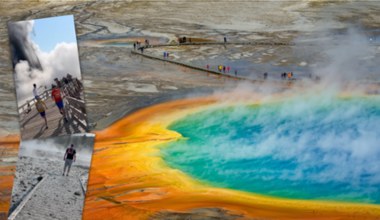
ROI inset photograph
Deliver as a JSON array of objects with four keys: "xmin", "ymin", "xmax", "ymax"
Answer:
[
  {"xmin": 7, "ymin": 133, "xmax": 94, "ymax": 220},
  {"xmin": 8, "ymin": 15, "xmax": 87, "ymax": 141}
]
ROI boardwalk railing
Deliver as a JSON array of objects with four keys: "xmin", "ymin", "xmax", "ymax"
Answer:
[
  {"xmin": 131, "ymin": 50, "xmax": 259, "ymax": 82},
  {"xmin": 145, "ymin": 41, "xmax": 295, "ymax": 48},
  {"xmin": 18, "ymin": 78, "xmax": 88, "ymax": 131},
  {"xmin": 18, "ymin": 90, "xmax": 51, "ymax": 114},
  {"xmin": 131, "ymin": 40, "xmax": 305, "ymax": 83}
]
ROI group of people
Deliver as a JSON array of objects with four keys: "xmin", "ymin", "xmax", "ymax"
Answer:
[
  {"xmin": 178, "ymin": 36, "xmax": 191, "ymax": 43},
  {"xmin": 205, "ymin": 64, "xmax": 238, "ymax": 76},
  {"xmin": 133, "ymin": 39, "xmax": 150, "ymax": 53},
  {"xmin": 163, "ymin": 51, "xmax": 170, "ymax": 59},
  {"xmin": 281, "ymin": 72, "xmax": 294, "ymax": 80},
  {"xmin": 217, "ymin": 65, "xmax": 232, "ymax": 73},
  {"xmin": 33, "ymin": 81, "xmax": 68, "ymax": 130}
]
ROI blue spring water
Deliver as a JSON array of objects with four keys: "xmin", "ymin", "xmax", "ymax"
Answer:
[{"xmin": 161, "ymin": 96, "xmax": 380, "ymax": 204}]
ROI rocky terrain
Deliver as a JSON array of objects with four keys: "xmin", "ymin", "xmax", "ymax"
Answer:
[{"xmin": 9, "ymin": 156, "xmax": 88, "ymax": 213}]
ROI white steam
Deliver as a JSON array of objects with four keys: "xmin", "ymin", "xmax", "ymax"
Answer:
[{"xmin": 9, "ymin": 19, "xmax": 82, "ymax": 106}]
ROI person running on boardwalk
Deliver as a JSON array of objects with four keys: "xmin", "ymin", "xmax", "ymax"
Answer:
[
  {"xmin": 33, "ymin": 84, "xmax": 39, "ymax": 99},
  {"xmin": 63, "ymin": 144, "xmax": 76, "ymax": 176},
  {"xmin": 51, "ymin": 84, "xmax": 68, "ymax": 122},
  {"xmin": 35, "ymin": 97, "xmax": 48, "ymax": 129}
]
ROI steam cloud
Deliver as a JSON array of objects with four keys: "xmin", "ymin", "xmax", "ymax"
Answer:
[
  {"xmin": 8, "ymin": 20, "xmax": 42, "ymax": 70},
  {"xmin": 19, "ymin": 134, "xmax": 94, "ymax": 166},
  {"xmin": 8, "ymin": 19, "xmax": 82, "ymax": 106}
]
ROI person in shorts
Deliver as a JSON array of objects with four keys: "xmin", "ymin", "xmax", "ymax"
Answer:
[
  {"xmin": 35, "ymin": 97, "xmax": 48, "ymax": 129},
  {"xmin": 63, "ymin": 144, "xmax": 76, "ymax": 176},
  {"xmin": 51, "ymin": 84, "xmax": 68, "ymax": 122}
]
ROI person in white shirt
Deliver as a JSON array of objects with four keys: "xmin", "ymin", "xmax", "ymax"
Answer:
[{"xmin": 33, "ymin": 84, "xmax": 39, "ymax": 99}]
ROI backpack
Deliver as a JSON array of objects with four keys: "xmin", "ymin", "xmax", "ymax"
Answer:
[{"xmin": 36, "ymin": 101, "xmax": 45, "ymax": 112}]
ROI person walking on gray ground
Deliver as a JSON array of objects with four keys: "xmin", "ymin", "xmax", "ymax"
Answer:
[{"xmin": 63, "ymin": 144, "xmax": 76, "ymax": 176}]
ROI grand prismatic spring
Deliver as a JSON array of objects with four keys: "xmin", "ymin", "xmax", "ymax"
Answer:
[{"xmin": 83, "ymin": 91, "xmax": 380, "ymax": 220}]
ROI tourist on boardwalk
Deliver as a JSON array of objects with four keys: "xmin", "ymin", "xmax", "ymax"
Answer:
[
  {"xmin": 133, "ymin": 42, "xmax": 136, "ymax": 50},
  {"xmin": 139, "ymin": 46, "xmax": 144, "ymax": 53},
  {"xmin": 287, "ymin": 72, "xmax": 293, "ymax": 80},
  {"xmin": 234, "ymin": 69, "xmax": 237, "ymax": 76},
  {"xmin": 63, "ymin": 144, "xmax": 76, "ymax": 176},
  {"xmin": 218, "ymin": 65, "xmax": 222, "ymax": 72},
  {"xmin": 145, "ymin": 39, "xmax": 149, "ymax": 46},
  {"xmin": 264, "ymin": 72, "xmax": 268, "ymax": 80},
  {"xmin": 55, "ymin": 78, "xmax": 62, "ymax": 88},
  {"xmin": 33, "ymin": 84, "xmax": 39, "ymax": 99},
  {"xmin": 224, "ymin": 36, "xmax": 227, "ymax": 43},
  {"xmin": 206, "ymin": 64, "xmax": 209, "ymax": 70},
  {"xmin": 51, "ymin": 84, "xmax": 68, "ymax": 122},
  {"xmin": 35, "ymin": 97, "xmax": 48, "ymax": 129},
  {"xmin": 25, "ymin": 103, "xmax": 32, "ymax": 114},
  {"xmin": 166, "ymin": 52, "xmax": 169, "ymax": 58},
  {"xmin": 227, "ymin": 66, "xmax": 230, "ymax": 73},
  {"xmin": 223, "ymin": 66, "xmax": 226, "ymax": 73}
]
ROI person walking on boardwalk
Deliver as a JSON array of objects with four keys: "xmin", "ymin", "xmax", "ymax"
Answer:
[
  {"xmin": 234, "ymin": 69, "xmax": 237, "ymax": 76},
  {"xmin": 227, "ymin": 66, "xmax": 230, "ymax": 73},
  {"xmin": 224, "ymin": 36, "xmax": 227, "ymax": 43},
  {"xmin": 51, "ymin": 84, "xmax": 68, "ymax": 122},
  {"xmin": 223, "ymin": 65, "xmax": 226, "ymax": 73},
  {"xmin": 35, "ymin": 97, "xmax": 48, "ymax": 129},
  {"xmin": 133, "ymin": 42, "xmax": 136, "ymax": 50},
  {"xmin": 264, "ymin": 72, "xmax": 268, "ymax": 80},
  {"xmin": 206, "ymin": 64, "xmax": 210, "ymax": 70},
  {"xmin": 63, "ymin": 144, "xmax": 76, "ymax": 176},
  {"xmin": 33, "ymin": 84, "xmax": 39, "ymax": 99}
]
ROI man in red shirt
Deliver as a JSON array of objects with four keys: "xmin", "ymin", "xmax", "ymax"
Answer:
[{"xmin": 51, "ymin": 84, "xmax": 68, "ymax": 122}]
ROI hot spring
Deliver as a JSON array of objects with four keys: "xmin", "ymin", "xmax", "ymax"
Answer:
[{"xmin": 161, "ymin": 95, "xmax": 380, "ymax": 204}]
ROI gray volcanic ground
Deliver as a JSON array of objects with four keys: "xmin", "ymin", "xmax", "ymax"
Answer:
[
  {"xmin": 9, "ymin": 134, "xmax": 94, "ymax": 216},
  {"xmin": 0, "ymin": 0, "xmax": 379, "ymax": 133}
]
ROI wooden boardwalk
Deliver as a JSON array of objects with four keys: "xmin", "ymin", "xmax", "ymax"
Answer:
[
  {"xmin": 132, "ymin": 40, "xmax": 302, "ymax": 83},
  {"xmin": 146, "ymin": 40, "xmax": 295, "ymax": 48},
  {"xmin": 131, "ymin": 50, "xmax": 257, "ymax": 82},
  {"xmin": 18, "ymin": 80, "xmax": 88, "ymax": 140}
]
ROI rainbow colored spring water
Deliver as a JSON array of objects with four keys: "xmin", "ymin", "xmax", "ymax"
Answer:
[{"xmin": 161, "ymin": 95, "xmax": 380, "ymax": 204}]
